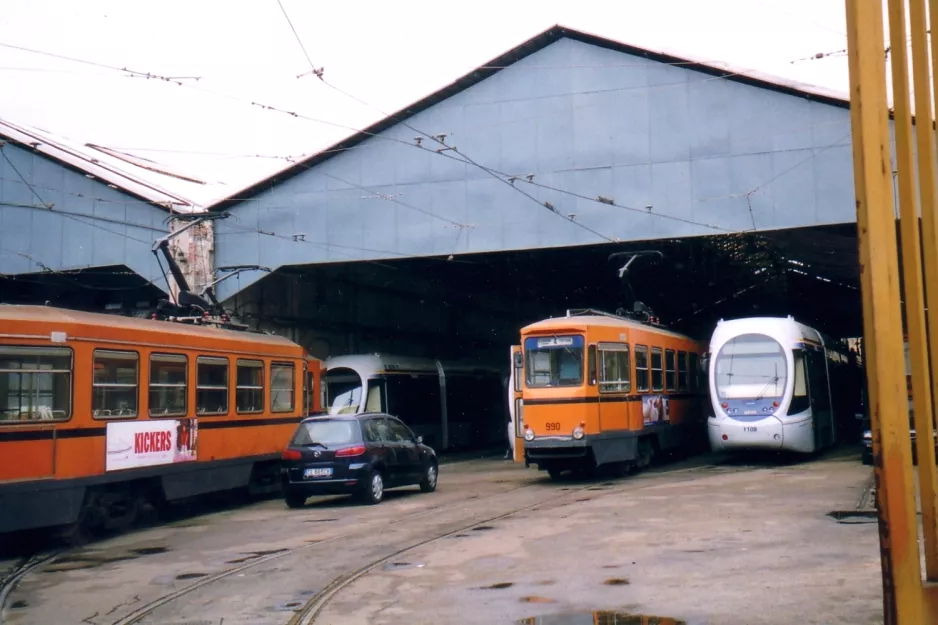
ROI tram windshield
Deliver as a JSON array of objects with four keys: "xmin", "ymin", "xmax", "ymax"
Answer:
[
  {"xmin": 524, "ymin": 335, "xmax": 585, "ymax": 388},
  {"xmin": 714, "ymin": 333, "xmax": 787, "ymax": 400},
  {"xmin": 324, "ymin": 368, "xmax": 365, "ymax": 414}
]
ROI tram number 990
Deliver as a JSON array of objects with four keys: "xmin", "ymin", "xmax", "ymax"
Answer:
[{"xmin": 545, "ymin": 422, "xmax": 562, "ymax": 432}]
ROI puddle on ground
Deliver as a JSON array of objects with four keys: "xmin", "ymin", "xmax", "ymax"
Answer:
[
  {"xmin": 273, "ymin": 600, "xmax": 305, "ymax": 612},
  {"xmin": 10, "ymin": 600, "xmax": 28, "ymax": 609},
  {"xmin": 42, "ymin": 552, "xmax": 140, "ymax": 573},
  {"xmin": 132, "ymin": 546, "xmax": 170, "ymax": 556},
  {"xmin": 382, "ymin": 561, "xmax": 426, "ymax": 571},
  {"xmin": 827, "ymin": 510, "xmax": 878, "ymax": 525},
  {"xmin": 517, "ymin": 611, "xmax": 688, "ymax": 624},
  {"xmin": 176, "ymin": 572, "xmax": 209, "ymax": 580},
  {"xmin": 479, "ymin": 582, "xmax": 514, "ymax": 589},
  {"xmin": 521, "ymin": 596, "xmax": 556, "ymax": 603},
  {"xmin": 604, "ymin": 578, "xmax": 630, "ymax": 585},
  {"xmin": 303, "ymin": 518, "xmax": 338, "ymax": 523},
  {"xmin": 473, "ymin": 526, "xmax": 495, "ymax": 532}
]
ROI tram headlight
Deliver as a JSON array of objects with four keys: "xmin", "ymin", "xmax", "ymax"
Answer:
[
  {"xmin": 524, "ymin": 428, "xmax": 535, "ymax": 442},
  {"xmin": 572, "ymin": 426, "xmax": 585, "ymax": 440}
]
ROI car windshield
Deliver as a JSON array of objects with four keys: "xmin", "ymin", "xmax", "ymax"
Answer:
[
  {"xmin": 291, "ymin": 419, "xmax": 361, "ymax": 447},
  {"xmin": 524, "ymin": 334, "xmax": 585, "ymax": 388},
  {"xmin": 714, "ymin": 333, "xmax": 787, "ymax": 400}
]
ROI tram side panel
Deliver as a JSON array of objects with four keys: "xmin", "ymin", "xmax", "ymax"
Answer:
[{"xmin": 1, "ymin": 325, "xmax": 315, "ymax": 535}]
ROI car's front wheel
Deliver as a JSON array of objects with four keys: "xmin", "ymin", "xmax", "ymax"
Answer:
[{"xmin": 419, "ymin": 462, "xmax": 438, "ymax": 493}]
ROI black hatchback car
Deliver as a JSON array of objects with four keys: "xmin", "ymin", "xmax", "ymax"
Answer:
[{"xmin": 280, "ymin": 412, "xmax": 438, "ymax": 507}]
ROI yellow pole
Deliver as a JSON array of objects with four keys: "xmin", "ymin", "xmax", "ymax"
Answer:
[
  {"xmin": 903, "ymin": 0, "xmax": 938, "ymax": 584},
  {"xmin": 845, "ymin": 1, "xmax": 923, "ymax": 623},
  {"xmin": 890, "ymin": 0, "xmax": 938, "ymax": 581}
]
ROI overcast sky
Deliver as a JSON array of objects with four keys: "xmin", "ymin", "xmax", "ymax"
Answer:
[{"xmin": 0, "ymin": 1, "xmax": 854, "ymax": 206}]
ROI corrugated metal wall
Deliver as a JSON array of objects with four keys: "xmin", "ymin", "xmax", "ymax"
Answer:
[
  {"xmin": 214, "ymin": 36, "xmax": 858, "ymax": 301},
  {"xmin": 0, "ymin": 141, "xmax": 170, "ymax": 285}
]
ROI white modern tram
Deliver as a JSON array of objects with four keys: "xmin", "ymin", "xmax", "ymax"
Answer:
[
  {"xmin": 707, "ymin": 316, "xmax": 863, "ymax": 454},
  {"xmin": 322, "ymin": 354, "xmax": 507, "ymax": 451}
]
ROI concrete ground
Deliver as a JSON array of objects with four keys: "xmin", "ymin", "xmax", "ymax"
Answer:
[{"xmin": 0, "ymin": 451, "xmax": 883, "ymax": 625}]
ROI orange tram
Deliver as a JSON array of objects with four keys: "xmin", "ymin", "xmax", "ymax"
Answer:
[
  {"xmin": 514, "ymin": 308, "xmax": 707, "ymax": 479},
  {"xmin": 0, "ymin": 304, "xmax": 323, "ymax": 539}
]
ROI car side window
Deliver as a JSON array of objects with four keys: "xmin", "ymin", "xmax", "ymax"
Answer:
[
  {"xmin": 362, "ymin": 419, "xmax": 383, "ymax": 443},
  {"xmin": 373, "ymin": 418, "xmax": 393, "ymax": 442},
  {"xmin": 387, "ymin": 418, "xmax": 414, "ymax": 443}
]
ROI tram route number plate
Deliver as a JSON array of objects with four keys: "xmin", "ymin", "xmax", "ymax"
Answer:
[
  {"xmin": 304, "ymin": 468, "xmax": 333, "ymax": 479},
  {"xmin": 743, "ymin": 427, "xmax": 758, "ymax": 433}
]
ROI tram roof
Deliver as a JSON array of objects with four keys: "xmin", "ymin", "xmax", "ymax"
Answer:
[
  {"xmin": 521, "ymin": 314, "xmax": 697, "ymax": 341},
  {"xmin": 0, "ymin": 304, "xmax": 302, "ymax": 352}
]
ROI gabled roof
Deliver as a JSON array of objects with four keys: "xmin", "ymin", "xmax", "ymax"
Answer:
[
  {"xmin": 210, "ymin": 24, "xmax": 851, "ymax": 212},
  {"xmin": 0, "ymin": 118, "xmax": 201, "ymax": 212}
]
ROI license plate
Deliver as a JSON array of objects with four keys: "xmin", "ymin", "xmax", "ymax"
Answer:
[{"xmin": 304, "ymin": 468, "xmax": 333, "ymax": 479}]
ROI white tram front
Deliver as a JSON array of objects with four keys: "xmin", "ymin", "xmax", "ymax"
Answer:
[
  {"xmin": 707, "ymin": 316, "xmax": 860, "ymax": 455},
  {"xmin": 321, "ymin": 354, "xmax": 506, "ymax": 451}
]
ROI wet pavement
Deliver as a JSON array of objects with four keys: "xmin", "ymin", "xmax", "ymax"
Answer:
[{"xmin": 0, "ymin": 452, "xmax": 882, "ymax": 625}]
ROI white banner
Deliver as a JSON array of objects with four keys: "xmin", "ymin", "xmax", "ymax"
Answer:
[{"xmin": 106, "ymin": 419, "xmax": 199, "ymax": 472}]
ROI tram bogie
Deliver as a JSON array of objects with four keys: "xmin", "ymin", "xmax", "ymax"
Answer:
[
  {"xmin": 706, "ymin": 316, "xmax": 863, "ymax": 456},
  {"xmin": 516, "ymin": 309, "xmax": 707, "ymax": 478}
]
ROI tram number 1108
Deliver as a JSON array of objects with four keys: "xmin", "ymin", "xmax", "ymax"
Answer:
[{"xmin": 744, "ymin": 426, "xmax": 758, "ymax": 433}]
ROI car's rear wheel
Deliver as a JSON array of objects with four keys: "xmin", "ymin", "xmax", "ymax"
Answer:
[
  {"xmin": 419, "ymin": 462, "xmax": 438, "ymax": 493},
  {"xmin": 284, "ymin": 489, "xmax": 307, "ymax": 509},
  {"xmin": 361, "ymin": 470, "xmax": 384, "ymax": 505}
]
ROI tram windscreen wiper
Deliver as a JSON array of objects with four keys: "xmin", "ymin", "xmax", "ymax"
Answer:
[{"xmin": 755, "ymin": 377, "xmax": 779, "ymax": 400}]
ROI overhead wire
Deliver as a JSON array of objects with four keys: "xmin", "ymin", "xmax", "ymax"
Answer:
[
  {"xmin": 1, "ymin": 30, "xmax": 861, "ymax": 299},
  {"xmin": 0, "ymin": 146, "xmax": 153, "ymax": 244}
]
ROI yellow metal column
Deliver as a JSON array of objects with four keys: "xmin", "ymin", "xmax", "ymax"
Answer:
[
  {"xmin": 845, "ymin": 1, "xmax": 924, "ymax": 623},
  {"xmin": 890, "ymin": 0, "xmax": 938, "ymax": 583}
]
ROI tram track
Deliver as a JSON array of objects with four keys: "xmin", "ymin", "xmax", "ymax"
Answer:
[
  {"xmin": 4, "ymin": 456, "xmax": 751, "ymax": 625},
  {"xmin": 0, "ymin": 551, "xmax": 65, "ymax": 625},
  {"xmin": 109, "ymin": 475, "xmax": 548, "ymax": 625},
  {"xmin": 290, "ymin": 458, "xmax": 750, "ymax": 625}
]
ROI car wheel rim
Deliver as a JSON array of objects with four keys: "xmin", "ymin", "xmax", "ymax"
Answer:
[
  {"xmin": 427, "ymin": 465, "xmax": 437, "ymax": 488},
  {"xmin": 372, "ymin": 473, "xmax": 383, "ymax": 499}
]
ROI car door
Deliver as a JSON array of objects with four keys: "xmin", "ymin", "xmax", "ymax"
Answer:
[
  {"xmin": 387, "ymin": 417, "xmax": 422, "ymax": 482},
  {"xmin": 362, "ymin": 417, "xmax": 392, "ymax": 467},
  {"xmin": 372, "ymin": 417, "xmax": 403, "ymax": 484}
]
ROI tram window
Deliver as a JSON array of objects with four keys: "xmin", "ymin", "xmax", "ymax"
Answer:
[
  {"xmin": 149, "ymin": 353, "xmax": 187, "ymax": 417},
  {"xmin": 92, "ymin": 350, "xmax": 138, "ymax": 419},
  {"xmin": 385, "ymin": 374, "xmax": 441, "ymax": 426},
  {"xmin": 790, "ymin": 351, "xmax": 810, "ymax": 413},
  {"xmin": 678, "ymin": 351, "xmax": 689, "ymax": 390},
  {"xmin": 0, "ymin": 346, "xmax": 72, "ymax": 423},
  {"xmin": 236, "ymin": 359, "xmax": 265, "ymax": 414},
  {"xmin": 634, "ymin": 345, "xmax": 649, "ymax": 392},
  {"xmin": 665, "ymin": 349, "xmax": 676, "ymax": 391},
  {"xmin": 523, "ymin": 335, "xmax": 585, "ymax": 388},
  {"xmin": 651, "ymin": 347, "xmax": 664, "ymax": 391},
  {"xmin": 196, "ymin": 357, "xmax": 229, "ymax": 416},
  {"xmin": 271, "ymin": 362, "xmax": 296, "ymax": 413},
  {"xmin": 689, "ymin": 353, "xmax": 699, "ymax": 390},
  {"xmin": 598, "ymin": 343, "xmax": 630, "ymax": 393}
]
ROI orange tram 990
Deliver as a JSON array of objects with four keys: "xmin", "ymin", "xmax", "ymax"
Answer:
[
  {"xmin": 514, "ymin": 308, "xmax": 708, "ymax": 479},
  {"xmin": 0, "ymin": 304, "xmax": 323, "ymax": 540}
]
